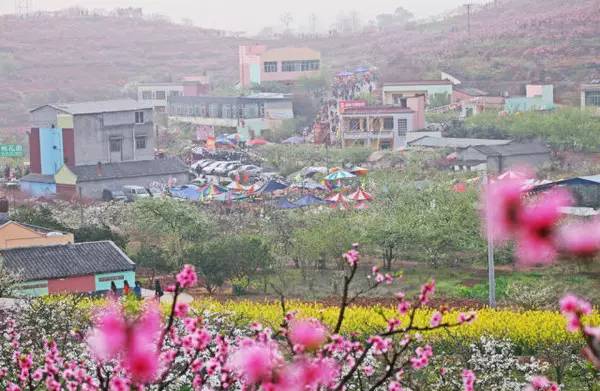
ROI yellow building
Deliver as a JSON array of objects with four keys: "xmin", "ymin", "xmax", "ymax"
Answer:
[{"xmin": 0, "ymin": 220, "xmax": 74, "ymax": 249}]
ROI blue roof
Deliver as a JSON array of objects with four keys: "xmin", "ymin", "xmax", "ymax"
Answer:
[
  {"xmin": 260, "ymin": 180, "xmax": 288, "ymax": 193},
  {"xmin": 273, "ymin": 198, "xmax": 300, "ymax": 209},
  {"xmin": 295, "ymin": 195, "xmax": 327, "ymax": 207}
]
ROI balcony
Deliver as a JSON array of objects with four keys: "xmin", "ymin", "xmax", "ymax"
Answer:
[{"xmin": 342, "ymin": 131, "xmax": 394, "ymax": 140}]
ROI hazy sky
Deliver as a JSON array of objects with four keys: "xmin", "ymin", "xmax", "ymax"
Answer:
[{"xmin": 1, "ymin": 0, "xmax": 476, "ymax": 33}]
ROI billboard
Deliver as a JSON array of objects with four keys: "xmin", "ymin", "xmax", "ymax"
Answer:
[{"xmin": 0, "ymin": 144, "xmax": 24, "ymax": 157}]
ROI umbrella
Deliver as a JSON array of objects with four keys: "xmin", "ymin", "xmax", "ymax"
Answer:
[
  {"xmin": 295, "ymin": 194, "xmax": 327, "ymax": 207},
  {"xmin": 273, "ymin": 197, "xmax": 300, "ymax": 209},
  {"xmin": 329, "ymin": 167, "xmax": 343, "ymax": 173},
  {"xmin": 336, "ymin": 71, "xmax": 354, "ymax": 77},
  {"xmin": 349, "ymin": 187, "xmax": 373, "ymax": 201},
  {"xmin": 354, "ymin": 66, "xmax": 369, "ymax": 73},
  {"xmin": 227, "ymin": 181, "xmax": 246, "ymax": 192},
  {"xmin": 248, "ymin": 138, "xmax": 268, "ymax": 146},
  {"xmin": 326, "ymin": 193, "xmax": 349, "ymax": 203},
  {"xmin": 282, "ymin": 136, "xmax": 305, "ymax": 144},
  {"xmin": 350, "ymin": 166, "xmax": 369, "ymax": 176},
  {"xmin": 215, "ymin": 135, "xmax": 234, "ymax": 145},
  {"xmin": 259, "ymin": 180, "xmax": 289, "ymax": 194},
  {"xmin": 292, "ymin": 180, "xmax": 327, "ymax": 191},
  {"xmin": 199, "ymin": 183, "xmax": 227, "ymax": 200},
  {"xmin": 325, "ymin": 170, "xmax": 356, "ymax": 181},
  {"xmin": 355, "ymin": 201, "xmax": 369, "ymax": 210}
]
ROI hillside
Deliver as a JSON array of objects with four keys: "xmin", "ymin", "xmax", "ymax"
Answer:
[{"xmin": 1, "ymin": 0, "xmax": 599, "ymax": 128}]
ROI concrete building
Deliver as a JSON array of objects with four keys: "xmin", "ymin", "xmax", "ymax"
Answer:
[
  {"xmin": 137, "ymin": 76, "xmax": 210, "ymax": 111},
  {"xmin": 339, "ymin": 106, "xmax": 415, "ymax": 150},
  {"xmin": 239, "ymin": 45, "xmax": 321, "ymax": 87},
  {"xmin": 382, "ymin": 80, "xmax": 454, "ymax": 109},
  {"xmin": 504, "ymin": 84, "xmax": 554, "ymax": 113},
  {"xmin": 580, "ymin": 81, "xmax": 600, "ymax": 110},
  {"xmin": 168, "ymin": 93, "xmax": 294, "ymax": 140},
  {"xmin": 22, "ymin": 99, "xmax": 189, "ymax": 199},
  {"xmin": 408, "ymin": 136, "xmax": 512, "ymax": 149},
  {"xmin": 1, "ymin": 241, "xmax": 135, "ymax": 297},
  {"xmin": 0, "ymin": 220, "xmax": 74, "ymax": 249},
  {"xmin": 456, "ymin": 141, "xmax": 550, "ymax": 172},
  {"xmin": 53, "ymin": 158, "xmax": 189, "ymax": 199}
]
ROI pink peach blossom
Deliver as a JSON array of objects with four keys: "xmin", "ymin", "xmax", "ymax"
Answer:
[{"xmin": 288, "ymin": 319, "xmax": 328, "ymax": 351}]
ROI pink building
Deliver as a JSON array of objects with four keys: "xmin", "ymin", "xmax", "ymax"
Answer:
[{"xmin": 239, "ymin": 45, "xmax": 321, "ymax": 87}]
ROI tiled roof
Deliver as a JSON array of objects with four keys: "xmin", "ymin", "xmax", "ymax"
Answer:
[
  {"xmin": 20, "ymin": 174, "xmax": 55, "ymax": 184},
  {"xmin": 0, "ymin": 241, "xmax": 135, "ymax": 281},
  {"xmin": 31, "ymin": 99, "xmax": 152, "ymax": 115},
  {"xmin": 474, "ymin": 142, "xmax": 550, "ymax": 156},
  {"xmin": 383, "ymin": 80, "xmax": 454, "ymax": 86},
  {"xmin": 409, "ymin": 136, "xmax": 511, "ymax": 148},
  {"xmin": 72, "ymin": 158, "xmax": 188, "ymax": 182}
]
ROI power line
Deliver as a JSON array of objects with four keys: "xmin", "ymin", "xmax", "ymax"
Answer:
[
  {"xmin": 463, "ymin": 3, "xmax": 474, "ymax": 36},
  {"xmin": 15, "ymin": 0, "xmax": 32, "ymax": 17}
]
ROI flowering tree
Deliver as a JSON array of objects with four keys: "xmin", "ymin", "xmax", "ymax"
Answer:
[
  {"xmin": 482, "ymin": 172, "xmax": 600, "ymax": 388},
  {"xmin": 0, "ymin": 248, "xmax": 478, "ymax": 390}
]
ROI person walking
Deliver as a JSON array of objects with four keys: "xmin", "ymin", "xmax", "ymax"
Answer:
[
  {"xmin": 133, "ymin": 281, "xmax": 142, "ymax": 300},
  {"xmin": 109, "ymin": 281, "xmax": 118, "ymax": 297},
  {"xmin": 154, "ymin": 280, "xmax": 164, "ymax": 301},
  {"xmin": 123, "ymin": 280, "xmax": 131, "ymax": 296}
]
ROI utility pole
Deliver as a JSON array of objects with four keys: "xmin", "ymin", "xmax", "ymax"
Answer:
[
  {"xmin": 482, "ymin": 174, "xmax": 496, "ymax": 308},
  {"xmin": 464, "ymin": 3, "xmax": 473, "ymax": 36}
]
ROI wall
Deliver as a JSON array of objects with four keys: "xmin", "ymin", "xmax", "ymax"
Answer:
[
  {"xmin": 48, "ymin": 274, "xmax": 96, "ymax": 294},
  {"xmin": 406, "ymin": 96, "xmax": 425, "ymax": 130},
  {"xmin": 239, "ymin": 45, "xmax": 267, "ymax": 87},
  {"xmin": 62, "ymin": 128, "xmax": 75, "ymax": 167},
  {"xmin": 0, "ymin": 221, "xmax": 74, "ymax": 249},
  {"xmin": 138, "ymin": 85, "xmax": 184, "ymax": 108},
  {"xmin": 487, "ymin": 153, "xmax": 551, "ymax": 173},
  {"xmin": 383, "ymin": 84, "xmax": 453, "ymax": 104},
  {"xmin": 73, "ymin": 112, "xmax": 154, "ymax": 165},
  {"xmin": 169, "ymin": 116, "xmax": 238, "ymax": 128},
  {"xmin": 19, "ymin": 180, "xmax": 56, "ymax": 197},
  {"xmin": 264, "ymin": 100, "xmax": 294, "ymax": 120},
  {"xmin": 29, "ymin": 128, "xmax": 41, "ymax": 174},
  {"xmin": 30, "ymin": 106, "xmax": 60, "ymax": 128},
  {"xmin": 259, "ymin": 47, "xmax": 321, "ymax": 84},
  {"xmin": 16, "ymin": 280, "xmax": 49, "ymax": 297},
  {"xmin": 95, "ymin": 271, "xmax": 136, "ymax": 292},
  {"xmin": 77, "ymin": 172, "xmax": 190, "ymax": 199},
  {"xmin": 40, "ymin": 127, "xmax": 64, "ymax": 175}
]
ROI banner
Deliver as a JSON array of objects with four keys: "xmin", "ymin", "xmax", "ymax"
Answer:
[
  {"xmin": 0, "ymin": 144, "xmax": 23, "ymax": 157},
  {"xmin": 338, "ymin": 100, "xmax": 367, "ymax": 113},
  {"xmin": 205, "ymin": 135, "xmax": 216, "ymax": 151}
]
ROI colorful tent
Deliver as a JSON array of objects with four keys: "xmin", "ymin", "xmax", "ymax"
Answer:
[
  {"xmin": 170, "ymin": 185, "xmax": 202, "ymax": 201},
  {"xmin": 199, "ymin": 183, "xmax": 227, "ymax": 200},
  {"xmin": 248, "ymin": 138, "xmax": 268, "ymax": 146},
  {"xmin": 292, "ymin": 180, "xmax": 327, "ymax": 191},
  {"xmin": 245, "ymin": 182, "xmax": 264, "ymax": 196},
  {"xmin": 350, "ymin": 167, "xmax": 369, "ymax": 176},
  {"xmin": 295, "ymin": 195, "xmax": 327, "ymax": 207},
  {"xmin": 326, "ymin": 193, "xmax": 349, "ymax": 203},
  {"xmin": 349, "ymin": 187, "xmax": 373, "ymax": 201},
  {"xmin": 213, "ymin": 191, "xmax": 246, "ymax": 202},
  {"xmin": 325, "ymin": 170, "xmax": 356, "ymax": 181}
]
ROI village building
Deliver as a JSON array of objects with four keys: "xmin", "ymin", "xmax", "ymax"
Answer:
[
  {"xmin": 339, "ymin": 106, "xmax": 415, "ymax": 150},
  {"xmin": 408, "ymin": 136, "xmax": 512, "ymax": 149},
  {"xmin": 1, "ymin": 241, "xmax": 135, "ymax": 297},
  {"xmin": 168, "ymin": 93, "xmax": 294, "ymax": 140},
  {"xmin": 0, "ymin": 220, "xmax": 74, "ymax": 249},
  {"xmin": 382, "ymin": 80, "xmax": 454, "ymax": 110},
  {"xmin": 580, "ymin": 81, "xmax": 600, "ymax": 110},
  {"xmin": 137, "ymin": 76, "xmax": 211, "ymax": 112},
  {"xmin": 239, "ymin": 45, "xmax": 321, "ymax": 88},
  {"xmin": 21, "ymin": 99, "xmax": 189, "ymax": 199},
  {"xmin": 456, "ymin": 141, "xmax": 551, "ymax": 172},
  {"xmin": 504, "ymin": 84, "xmax": 554, "ymax": 113}
]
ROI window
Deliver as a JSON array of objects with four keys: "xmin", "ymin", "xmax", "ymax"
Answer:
[
  {"xmin": 135, "ymin": 111, "xmax": 144, "ymax": 124},
  {"xmin": 397, "ymin": 118, "xmax": 408, "ymax": 134},
  {"xmin": 585, "ymin": 91, "xmax": 600, "ymax": 107},
  {"xmin": 109, "ymin": 138, "xmax": 122, "ymax": 153},
  {"xmin": 349, "ymin": 118, "xmax": 360, "ymax": 131},
  {"xmin": 169, "ymin": 90, "xmax": 181, "ymax": 97},
  {"xmin": 141, "ymin": 90, "xmax": 152, "ymax": 100},
  {"xmin": 281, "ymin": 60, "xmax": 320, "ymax": 72},
  {"xmin": 135, "ymin": 136, "xmax": 147, "ymax": 149},
  {"xmin": 264, "ymin": 61, "xmax": 278, "ymax": 73},
  {"xmin": 98, "ymin": 275, "xmax": 124, "ymax": 282},
  {"xmin": 383, "ymin": 117, "xmax": 394, "ymax": 130},
  {"xmin": 155, "ymin": 90, "xmax": 166, "ymax": 100}
]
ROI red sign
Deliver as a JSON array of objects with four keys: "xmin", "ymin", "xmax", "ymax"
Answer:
[{"xmin": 339, "ymin": 100, "xmax": 367, "ymax": 113}]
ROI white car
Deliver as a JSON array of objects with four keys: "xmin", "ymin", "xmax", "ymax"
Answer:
[{"xmin": 202, "ymin": 162, "xmax": 222, "ymax": 175}]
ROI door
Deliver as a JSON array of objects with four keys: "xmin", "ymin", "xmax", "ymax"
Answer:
[{"xmin": 109, "ymin": 137, "xmax": 123, "ymax": 162}]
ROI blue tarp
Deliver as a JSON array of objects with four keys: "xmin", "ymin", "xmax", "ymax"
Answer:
[
  {"xmin": 170, "ymin": 185, "xmax": 201, "ymax": 201},
  {"xmin": 295, "ymin": 194, "xmax": 327, "ymax": 207},
  {"xmin": 260, "ymin": 180, "xmax": 289, "ymax": 193},
  {"xmin": 273, "ymin": 197, "xmax": 300, "ymax": 209}
]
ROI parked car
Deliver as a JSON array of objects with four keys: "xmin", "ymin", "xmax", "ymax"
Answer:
[
  {"xmin": 102, "ymin": 189, "xmax": 127, "ymax": 202},
  {"xmin": 202, "ymin": 162, "xmax": 223, "ymax": 175},
  {"xmin": 217, "ymin": 161, "xmax": 241, "ymax": 176},
  {"xmin": 122, "ymin": 185, "xmax": 150, "ymax": 201},
  {"xmin": 211, "ymin": 162, "xmax": 231, "ymax": 175},
  {"xmin": 238, "ymin": 164, "xmax": 263, "ymax": 175}
]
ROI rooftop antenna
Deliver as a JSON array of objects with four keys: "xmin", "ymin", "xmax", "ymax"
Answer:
[
  {"xmin": 463, "ymin": 3, "xmax": 474, "ymax": 36},
  {"xmin": 15, "ymin": 0, "xmax": 32, "ymax": 17}
]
